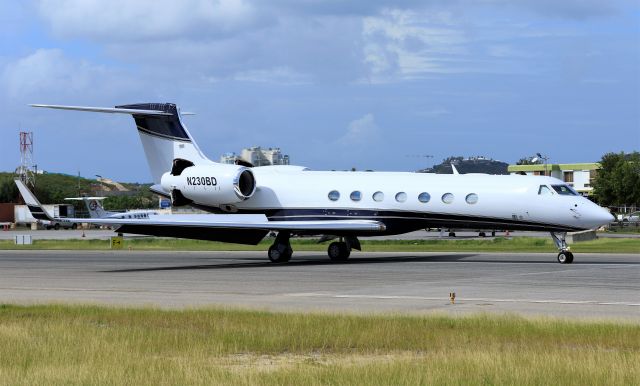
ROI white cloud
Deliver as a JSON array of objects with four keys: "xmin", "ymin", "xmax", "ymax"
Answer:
[
  {"xmin": 361, "ymin": 9, "xmax": 468, "ymax": 82},
  {"xmin": 233, "ymin": 66, "xmax": 312, "ymax": 84},
  {"xmin": 414, "ymin": 107, "xmax": 451, "ymax": 117},
  {"xmin": 1, "ymin": 49, "xmax": 115, "ymax": 99},
  {"xmin": 339, "ymin": 113, "xmax": 380, "ymax": 146}
]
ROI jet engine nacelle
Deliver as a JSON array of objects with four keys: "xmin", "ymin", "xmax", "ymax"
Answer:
[{"xmin": 160, "ymin": 163, "xmax": 256, "ymax": 207}]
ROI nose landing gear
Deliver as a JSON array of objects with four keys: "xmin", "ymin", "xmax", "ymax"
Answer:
[
  {"xmin": 557, "ymin": 251, "xmax": 574, "ymax": 264},
  {"xmin": 550, "ymin": 232, "xmax": 574, "ymax": 264}
]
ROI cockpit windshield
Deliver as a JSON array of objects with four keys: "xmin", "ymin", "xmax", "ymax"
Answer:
[
  {"xmin": 538, "ymin": 185, "xmax": 552, "ymax": 195},
  {"xmin": 551, "ymin": 184, "xmax": 578, "ymax": 196}
]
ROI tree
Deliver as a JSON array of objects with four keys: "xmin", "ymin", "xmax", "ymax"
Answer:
[
  {"xmin": 592, "ymin": 152, "xmax": 640, "ymax": 207},
  {"xmin": 0, "ymin": 177, "xmax": 19, "ymax": 203}
]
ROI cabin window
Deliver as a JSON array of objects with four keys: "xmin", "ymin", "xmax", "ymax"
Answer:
[
  {"xmin": 418, "ymin": 192, "xmax": 431, "ymax": 203},
  {"xmin": 538, "ymin": 185, "xmax": 552, "ymax": 195},
  {"xmin": 350, "ymin": 191, "xmax": 362, "ymax": 201},
  {"xmin": 465, "ymin": 193, "xmax": 478, "ymax": 204},
  {"xmin": 552, "ymin": 184, "xmax": 577, "ymax": 196},
  {"xmin": 328, "ymin": 190, "xmax": 340, "ymax": 201},
  {"xmin": 395, "ymin": 192, "xmax": 407, "ymax": 202},
  {"xmin": 442, "ymin": 193, "xmax": 454, "ymax": 204},
  {"xmin": 372, "ymin": 191, "xmax": 384, "ymax": 202}
]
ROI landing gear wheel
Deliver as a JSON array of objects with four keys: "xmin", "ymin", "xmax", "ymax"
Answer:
[
  {"xmin": 479, "ymin": 232, "xmax": 486, "ymax": 237},
  {"xmin": 557, "ymin": 251, "xmax": 574, "ymax": 264},
  {"xmin": 54, "ymin": 223, "xmax": 60, "ymax": 230},
  {"xmin": 71, "ymin": 223, "xmax": 78, "ymax": 230},
  {"xmin": 328, "ymin": 242, "xmax": 350, "ymax": 262},
  {"xmin": 448, "ymin": 232, "xmax": 456, "ymax": 237},
  {"xmin": 268, "ymin": 244, "xmax": 292, "ymax": 263}
]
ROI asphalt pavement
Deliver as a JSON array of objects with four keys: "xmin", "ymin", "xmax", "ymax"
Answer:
[{"xmin": 0, "ymin": 250, "xmax": 637, "ymax": 321}]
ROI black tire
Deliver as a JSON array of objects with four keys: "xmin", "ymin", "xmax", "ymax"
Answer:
[
  {"xmin": 71, "ymin": 223, "xmax": 78, "ymax": 230},
  {"xmin": 491, "ymin": 231, "xmax": 496, "ymax": 237},
  {"xmin": 328, "ymin": 242, "xmax": 350, "ymax": 262},
  {"xmin": 557, "ymin": 252, "xmax": 574, "ymax": 264},
  {"xmin": 54, "ymin": 223, "xmax": 60, "ymax": 230},
  {"xmin": 268, "ymin": 244, "xmax": 292, "ymax": 263},
  {"xmin": 448, "ymin": 232, "xmax": 456, "ymax": 237},
  {"xmin": 479, "ymin": 232, "xmax": 486, "ymax": 237}
]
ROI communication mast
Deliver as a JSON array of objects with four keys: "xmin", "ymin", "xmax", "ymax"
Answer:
[{"xmin": 18, "ymin": 131, "xmax": 35, "ymax": 188}]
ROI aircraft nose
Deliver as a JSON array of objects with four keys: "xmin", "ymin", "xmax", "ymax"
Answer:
[{"xmin": 588, "ymin": 204, "xmax": 615, "ymax": 227}]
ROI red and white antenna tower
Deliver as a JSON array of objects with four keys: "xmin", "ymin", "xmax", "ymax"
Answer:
[{"xmin": 19, "ymin": 131, "xmax": 35, "ymax": 188}]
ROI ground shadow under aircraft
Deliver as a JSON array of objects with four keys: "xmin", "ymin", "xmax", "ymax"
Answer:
[{"xmin": 100, "ymin": 252, "xmax": 638, "ymax": 273}]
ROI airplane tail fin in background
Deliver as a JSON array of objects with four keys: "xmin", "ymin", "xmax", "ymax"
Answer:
[
  {"xmin": 14, "ymin": 180, "xmax": 53, "ymax": 221},
  {"xmin": 30, "ymin": 103, "xmax": 213, "ymax": 184},
  {"xmin": 65, "ymin": 197, "xmax": 110, "ymax": 218},
  {"xmin": 85, "ymin": 198, "xmax": 108, "ymax": 218}
]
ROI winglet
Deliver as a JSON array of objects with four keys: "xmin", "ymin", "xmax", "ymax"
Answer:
[{"xmin": 14, "ymin": 180, "xmax": 53, "ymax": 221}]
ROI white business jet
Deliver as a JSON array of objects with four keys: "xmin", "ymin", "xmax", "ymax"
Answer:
[
  {"xmin": 25, "ymin": 103, "xmax": 613, "ymax": 264},
  {"xmin": 64, "ymin": 196, "xmax": 159, "ymax": 220}
]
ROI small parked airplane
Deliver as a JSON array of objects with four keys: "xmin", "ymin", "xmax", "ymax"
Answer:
[
  {"xmin": 64, "ymin": 196, "xmax": 159, "ymax": 219},
  {"xmin": 25, "ymin": 103, "xmax": 614, "ymax": 264}
]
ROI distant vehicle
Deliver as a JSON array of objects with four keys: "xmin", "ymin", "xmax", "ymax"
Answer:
[
  {"xmin": 621, "ymin": 211, "xmax": 640, "ymax": 223},
  {"xmin": 40, "ymin": 219, "xmax": 78, "ymax": 230}
]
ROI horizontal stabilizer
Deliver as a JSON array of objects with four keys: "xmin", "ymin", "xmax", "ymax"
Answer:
[{"xmin": 30, "ymin": 104, "xmax": 172, "ymax": 116}]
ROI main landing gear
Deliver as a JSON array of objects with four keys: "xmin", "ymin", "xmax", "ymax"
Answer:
[
  {"xmin": 550, "ymin": 232, "xmax": 574, "ymax": 264},
  {"xmin": 267, "ymin": 233, "xmax": 361, "ymax": 263},
  {"xmin": 268, "ymin": 232, "xmax": 293, "ymax": 263},
  {"xmin": 326, "ymin": 236, "xmax": 360, "ymax": 262}
]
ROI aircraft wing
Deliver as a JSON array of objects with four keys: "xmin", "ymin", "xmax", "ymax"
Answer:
[
  {"xmin": 15, "ymin": 179, "xmax": 385, "ymax": 244},
  {"xmin": 58, "ymin": 215, "xmax": 384, "ymax": 244}
]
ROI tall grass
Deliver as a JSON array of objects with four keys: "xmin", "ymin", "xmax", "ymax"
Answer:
[
  {"xmin": 0, "ymin": 236, "xmax": 639, "ymax": 253},
  {"xmin": 0, "ymin": 304, "xmax": 638, "ymax": 385}
]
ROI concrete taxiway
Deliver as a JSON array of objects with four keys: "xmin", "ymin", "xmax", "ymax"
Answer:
[{"xmin": 0, "ymin": 250, "xmax": 637, "ymax": 320}]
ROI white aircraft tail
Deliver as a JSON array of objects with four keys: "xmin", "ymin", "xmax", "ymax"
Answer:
[
  {"xmin": 65, "ymin": 197, "xmax": 110, "ymax": 218},
  {"xmin": 31, "ymin": 103, "xmax": 213, "ymax": 184},
  {"xmin": 15, "ymin": 180, "xmax": 53, "ymax": 221}
]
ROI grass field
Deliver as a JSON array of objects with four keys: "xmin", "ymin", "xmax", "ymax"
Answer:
[
  {"xmin": 0, "ymin": 236, "xmax": 639, "ymax": 253},
  {"xmin": 0, "ymin": 304, "xmax": 638, "ymax": 385}
]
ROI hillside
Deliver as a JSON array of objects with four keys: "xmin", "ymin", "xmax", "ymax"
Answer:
[
  {"xmin": 0, "ymin": 172, "xmax": 157, "ymax": 210},
  {"xmin": 418, "ymin": 156, "xmax": 509, "ymax": 175}
]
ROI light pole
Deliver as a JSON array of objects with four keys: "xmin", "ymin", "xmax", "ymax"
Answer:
[{"xmin": 534, "ymin": 153, "xmax": 549, "ymax": 176}]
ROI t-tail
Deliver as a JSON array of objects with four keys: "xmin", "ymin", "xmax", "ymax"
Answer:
[
  {"xmin": 15, "ymin": 180, "xmax": 53, "ymax": 221},
  {"xmin": 30, "ymin": 103, "xmax": 213, "ymax": 184},
  {"xmin": 64, "ymin": 197, "xmax": 110, "ymax": 218}
]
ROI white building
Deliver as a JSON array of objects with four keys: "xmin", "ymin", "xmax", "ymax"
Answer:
[
  {"xmin": 507, "ymin": 162, "xmax": 599, "ymax": 196},
  {"xmin": 220, "ymin": 147, "xmax": 290, "ymax": 166}
]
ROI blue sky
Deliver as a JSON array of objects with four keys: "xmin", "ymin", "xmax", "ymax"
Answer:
[{"xmin": 1, "ymin": 0, "xmax": 638, "ymax": 182}]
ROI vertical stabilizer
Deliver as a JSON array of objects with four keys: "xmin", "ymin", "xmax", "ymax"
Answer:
[{"xmin": 115, "ymin": 103, "xmax": 213, "ymax": 183}]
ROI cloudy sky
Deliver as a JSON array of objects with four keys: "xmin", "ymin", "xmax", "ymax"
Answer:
[{"xmin": 1, "ymin": 0, "xmax": 638, "ymax": 181}]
